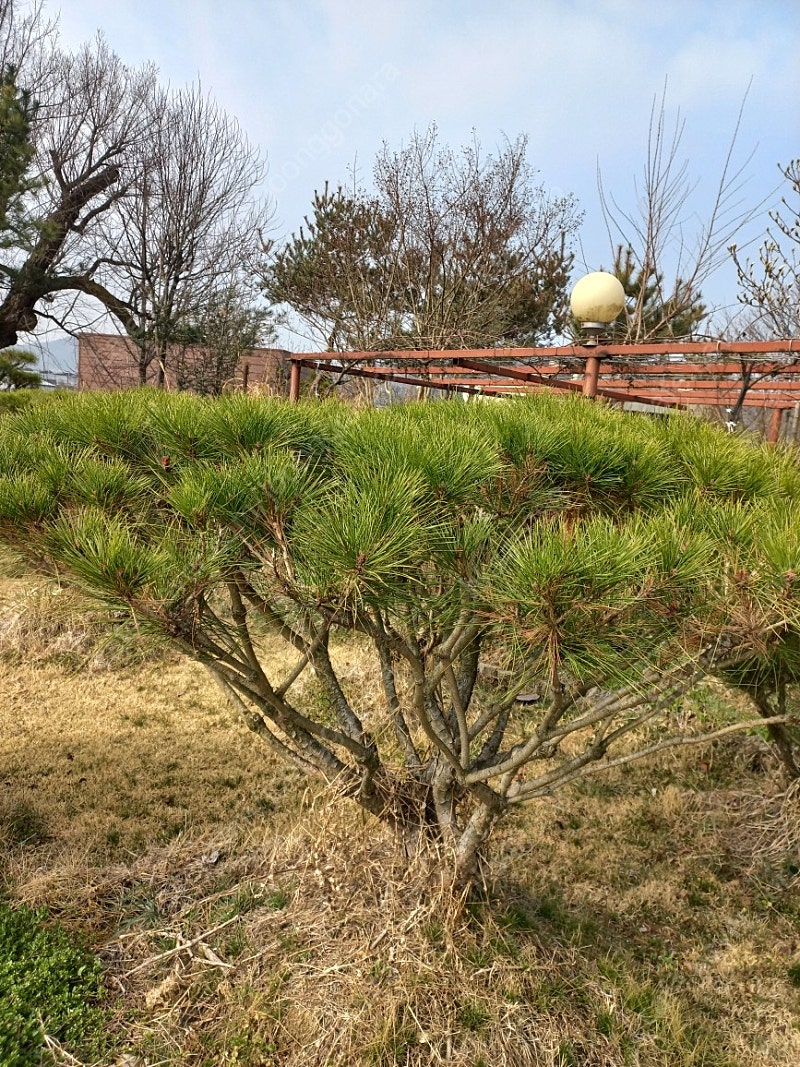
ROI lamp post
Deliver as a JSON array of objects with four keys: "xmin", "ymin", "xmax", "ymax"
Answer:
[{"xmin": 569, "ymin": 271, "xmax": 626, "ymax": 397}]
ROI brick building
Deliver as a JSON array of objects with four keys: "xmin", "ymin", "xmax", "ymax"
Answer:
[{"xmin": 77, "ymin": 334, "xmax": 292, "ymax": 394}]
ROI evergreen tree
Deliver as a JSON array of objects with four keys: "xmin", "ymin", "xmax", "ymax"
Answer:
[
  {"xmin": 0, "ymin": 346, "xmax": 39, "ymax": 388},
  {"xmin": 0, "ymin": 393, "xmax": 797, "ymax": 886},
  {"xmin": 265, "ymin": 129, "xmax": 580, "ymax": 353},
  {"xmin": 610, "ymin": 244, "xmax": 707, "ymax": 341},
  {"xmin": 0, "ymin": 65, "xmax": 37, "ymax": 247}
]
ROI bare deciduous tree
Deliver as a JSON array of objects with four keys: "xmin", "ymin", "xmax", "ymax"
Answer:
[
  {"xmin": 731, "ymin": 159, "xmax": 800, "ymax": 339},
  {"xmin": 598, "ymin": 88, "xmax": 760, "ymax": 341},
  {"xmin": 0, "ymin": 3, "xmax": 271, "ymax": 374},
  {"xmin": 91, "ymin": 84, "xmax": 271, "ymax": 385},
  {"xmin": 0, "ymin": 7, "xmax": 158, "ymax": 348},
  {"xmin": 264, "ymin": 127, "xmax": 581, "ymax": 354}
]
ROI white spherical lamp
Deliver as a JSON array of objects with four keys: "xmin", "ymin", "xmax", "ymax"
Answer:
[{"xmin": 570, "ymin": 271, "xmax": 626, "ymax": 342}]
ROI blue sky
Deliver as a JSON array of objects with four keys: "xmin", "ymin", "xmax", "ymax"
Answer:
[{"xmin": 41, "ymin": 0, "xmax": 800, "ymax": 365}]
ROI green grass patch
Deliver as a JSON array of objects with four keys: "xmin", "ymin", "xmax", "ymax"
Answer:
[{"xmin": 0, "ymin": 900, "xmax": 110, "ymax": 1066}]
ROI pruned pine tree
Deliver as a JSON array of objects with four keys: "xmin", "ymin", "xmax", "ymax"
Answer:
[
  {"xmin": 171, "ymin": 285, "xmax": 275, "ymax": 396},
  {"xmin": 0, "ymin": 393, "xmax": 798, "ymax": 886},
  {"xmin": 0, "ymin": 63, "xmax": 38, "ymax": 248}
]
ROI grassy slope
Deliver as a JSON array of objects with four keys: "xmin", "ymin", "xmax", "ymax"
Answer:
[{"xmin": 1, "ymin": 564, "xmax": 799, "ymax": 1066}]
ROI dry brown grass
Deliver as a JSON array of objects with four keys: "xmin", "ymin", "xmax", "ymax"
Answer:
[
  {"xmin": 690, "ymin": 777, "xmax": 800, "ymax": 891},
  {"xmin": 0, "ymin": 561, "xmax": 311, "ymax": 867},
  {"xmin": 0, "ymin": 570, "xmax": 155, "ymax": 673},
  {"xmin": 2, "ymin": 561, "xmax": 800, "ymax": 1066}
]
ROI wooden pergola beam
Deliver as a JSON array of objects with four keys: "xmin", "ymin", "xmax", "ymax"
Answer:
[
  {"xmin": 292, "ymin": 359, "xmax": 800, "ymax": 397},
  {"xmin": 290, "ymin": 340, "xmax": 800, "ymax": 364},
  {"xmin": 287, "ymin": 342, "xmax": 800, "ymax": 440},
  {"xmin": 603, "ymin": 360, "xmax": 800, "ymax": 375},
  {"xmin": 455, "ymin": 357, "xmax": 686, "ymax": 408},
  {"xmin": 295, "ymin": 360, "xmax": 531, "ymax": 396}
]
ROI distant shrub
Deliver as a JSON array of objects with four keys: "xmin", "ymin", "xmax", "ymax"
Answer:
[
  {"xmin": 0, "ymin": 388, "xmax": 67, "ymax": 416},
  {"xmin": 0, "ymin": 391, "xmax": 37, "ymax": 415}
]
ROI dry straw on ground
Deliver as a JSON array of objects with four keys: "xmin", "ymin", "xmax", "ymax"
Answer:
[{"xmin": 2, "ymin": 563, "xmax": 800, "ymax": 1066}]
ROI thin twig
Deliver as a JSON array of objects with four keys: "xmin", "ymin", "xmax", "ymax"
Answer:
[
  {"xmin": 510, "ymin": 714, "xmax": 795, "ymax": 801},
  {"xmin": 124, "ymin": 916, "xmax": 240, "ymax": 976}
]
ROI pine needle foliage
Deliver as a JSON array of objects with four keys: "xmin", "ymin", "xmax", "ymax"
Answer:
[{"xmin": 1, "ymin": 390, "xmax": 799, "ymax": 883}]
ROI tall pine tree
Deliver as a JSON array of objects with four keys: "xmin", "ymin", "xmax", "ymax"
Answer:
[{"xmin": 0, "ymin": 65, "xmax": 38, "ymax": 249}]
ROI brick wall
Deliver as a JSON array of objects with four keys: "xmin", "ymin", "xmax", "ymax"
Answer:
[{"xmin": 77, "ymin": 334, "xmax": 292, "ymax": 394}]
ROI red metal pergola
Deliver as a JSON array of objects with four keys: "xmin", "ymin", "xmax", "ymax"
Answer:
[{"xmin": 287, "ymin": 339, "xmax": 800, "ymax": 441}]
